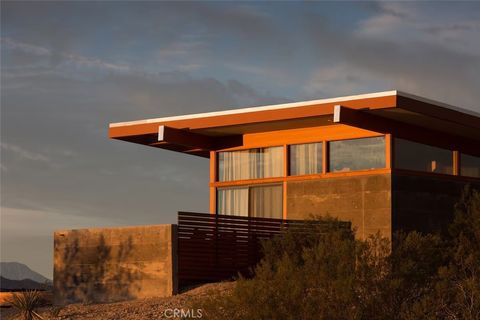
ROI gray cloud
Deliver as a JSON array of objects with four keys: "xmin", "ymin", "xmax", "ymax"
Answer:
[{"xmin": 301, "ymin": 3, "xmax": 480, "ymax": 111}]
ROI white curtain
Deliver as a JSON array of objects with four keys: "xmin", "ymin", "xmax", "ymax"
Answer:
[
  {"xmin": 249, "ymin": 184, "xmax": 283, "ymax": 219},
  {"xmin": 290, "ymin": 143, "xmax": 322, "ymax": 175},
  {"xmin": 218, "ymin": 147, "xmax": 283, "ymax": 181},
  {"xmin": 218, "ymin": 150, "xmax": 250, "ymax": 181},
  {"xmin": 217, "ymin": 185, "xmax": 283, "ymax": 218},
  {"xmin": 217, "ymin": 187, "xmax": 249, "ymax": 216},
  {"xmin": 263, "ymin": 146, "xmax": 283, "ymax": 178}
]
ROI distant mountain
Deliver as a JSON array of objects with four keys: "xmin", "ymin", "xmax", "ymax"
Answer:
[
  {"xmin": 0, "ymin": 262, "xmax": 51, "ymax": 284},
  {"xmin": 0, "ymin": 276, "xmax": 48, "ymax": 291}
]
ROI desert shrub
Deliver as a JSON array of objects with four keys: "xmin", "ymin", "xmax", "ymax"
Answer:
[
  {"xmin": 8, "ymin": 290, "xmax": 44, "ymax": 320},
  {"xmin": 197, "ymin": 188, "xmax": 480, "ymax": 320},
  {"xmin": 384, "ymin": 231, "xmax": 445, "ymax": 319},
  {"xmin": 198, "ymin": 219, "xmax": 390, "ymax": 319},
  {"xmin": 434, "ymin": 187, "xmax": 480, "ymax": 320}
]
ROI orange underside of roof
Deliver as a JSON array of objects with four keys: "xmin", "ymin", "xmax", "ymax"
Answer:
[{"xmin": 108, "ymin": 92, "xmax": 480, "ymax": 158}]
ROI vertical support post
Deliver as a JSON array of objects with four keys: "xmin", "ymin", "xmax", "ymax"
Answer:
[
  {"xmin": 322, "ymin": 140, "xmax": 328, "ymax": 174},
  {"xmin": 385, "ymin": 134, "xmax": 392, "ymax": 169},
  {"xmin": 453, "ymin": 151, "xmax": 460, "ymax": 176},
  {"xmin": 210, "ymin": 151, "xmax": 216, "ymax": 214},
  {"xmin": 283, "ymin": 144, "xmax": 288, "ymax": 220}
]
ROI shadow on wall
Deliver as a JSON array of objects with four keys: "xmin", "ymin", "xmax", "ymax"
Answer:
[{"xmin": 54, "ymin": 231, "xmax": 144, "ymax": 305}]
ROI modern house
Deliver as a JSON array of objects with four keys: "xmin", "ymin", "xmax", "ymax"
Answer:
[
  {"xmin": 54, "ymin": 90, "xmax": 480, "ymax": 305},
  {"xmin": 109, "ymin": 90, "xmax": 480, "ymax": 239}
]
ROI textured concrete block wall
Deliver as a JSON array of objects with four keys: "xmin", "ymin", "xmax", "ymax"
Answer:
[
  {"xmin": 287, "ymin": 174, "xmax": 392, "ymax": 239},
  {"xmin": 54, "ymin": 224, "xmax": 177, "ymax": 305}
]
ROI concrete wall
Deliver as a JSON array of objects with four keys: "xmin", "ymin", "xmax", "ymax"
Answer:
[
  {"xmin": 392, "ymin": 173, "xmax": 480, "ymax": 234},
  {"xmin": 287, "ymin": 174, "xmax": 392, "ymax": 239},
  {"xmin": 54, "ymin": 224, "xmax": 177, "ymax": 305}
]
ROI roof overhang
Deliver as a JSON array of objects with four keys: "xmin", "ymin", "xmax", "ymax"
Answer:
[{"xmin": 109, "ymin": 90, "xmax": 480, "ymax": 158}]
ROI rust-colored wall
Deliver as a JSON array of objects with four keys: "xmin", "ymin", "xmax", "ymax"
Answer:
[
  {"xmin": 392, "ymin": 173, "xmax": 480, "ymax": 234},
  {"xmin": 53, "ymin": 224, "xmax": 177, "ymax": 305},
  {"xmin": 287, "ymin": 174, "xmax": 392, "ymax": 239}
]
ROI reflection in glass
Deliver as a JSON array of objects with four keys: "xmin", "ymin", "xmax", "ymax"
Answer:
[
  {"xmin": 290, "ymin": 142, "xmax": 323, "ymax": 176},
  {"xmin": 218, "ymin": 147, "xmax": 283, "ymax": 181},
  {"xmin": 394, "ymin": 138, "xmax": 452, "ymax": 174},
  {"xmin": 461, "ymin": 153, "xmax": 480, "ymax": 178},
  {"xmin": 329, "ymin": 137, "xmax": 385, "ymax": 172}
]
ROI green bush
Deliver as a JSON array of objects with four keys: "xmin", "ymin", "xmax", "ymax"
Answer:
[{"xmin": 197, "ymin": 188, "xmax": 480, "ymax": 320}]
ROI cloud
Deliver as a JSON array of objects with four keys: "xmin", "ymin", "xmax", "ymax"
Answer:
[
  {"xmin": 2, "ymin": 37, "xmax": 50, "ymax": 56},
  {"xmin": 1, "ymin": 54, "xmax": 281, "ymax": 223},
  {"xmin": 356, "ymin": 2, "xmax": 480, "ymax": 55},
  {"xmin": 1, "ymin": 37, "xmax": 131, "ymax": 73},
  {"xmin": 302, "ymin": 3, "xmax": 480, "ymax": 111},
  {"xmin": 1, "ymin": 53, "xmax": 281, "ymax": 276},
  {"xmin": 303, "ymin": 64, "xmax": 391, "ymax": 98},
  {"xmin": 1, "ymin": 142, "xmax": 50, "ymax": 163}
]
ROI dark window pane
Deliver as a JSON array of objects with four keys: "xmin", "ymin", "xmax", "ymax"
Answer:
[
  {"xmin": 461, "ymin": 153, "xmax": 480, "ymax": 178},
  {"xmin": 218, "ymin": 147, "xmax": 283, "ymax": 181},
  {"xmin": 289, "ymin": 142, "xmax": 323, "ymax": 176},
  {"xmin": 329, "ymin": 137, "xmax": 385, "ymax": 172},
  {"xmin": 394, "ymin": 138, "xmax": 453, "ymax": 174}
]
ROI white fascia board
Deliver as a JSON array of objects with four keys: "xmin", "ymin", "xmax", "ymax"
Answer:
[{"xmin": 109, "ymin": 90, "xmax": 398, "ymax": 128}]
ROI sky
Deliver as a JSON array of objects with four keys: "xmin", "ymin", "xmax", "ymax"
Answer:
[{"xmin": 1, "ymin": 1, "xmax": 480, "ymax": 279}]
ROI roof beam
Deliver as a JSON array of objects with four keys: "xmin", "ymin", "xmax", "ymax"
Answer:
[
  {"xmin": 334, "ymin": 105, "xmax": 480, "ymax": 156},
  {"xmin": 150, "ymin": 126, "xmax": 243, "ymax": 156},
  {"xmin": 333, "ymin": 105, "xmax": 390, "ymax": 134},
  {"xmin": 158, "ymin": 125, "xmax": 215, "ymax": 150},
  {"xmin": 397, "ymin": 95, "xmax": 480, "ymax": 130}
]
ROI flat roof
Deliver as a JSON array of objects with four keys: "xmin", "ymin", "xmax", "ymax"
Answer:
[
  {"xmin": 109, "ymin": 90, "xmax": 480, "ymax": 128},
  {"xmin": 109, "ymin": 90, "xmax": 480, "ymax": 157}
]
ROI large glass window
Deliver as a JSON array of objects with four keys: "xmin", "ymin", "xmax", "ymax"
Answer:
[
  {"xmin": 218, "ymin": 146, "xmax": 283, "ymax": 181},
  {"xmin": 461, "ymin": 153, "xmax": 480, "ymax": 178},
  {"xmin": 329, "ymin": 137, "xmax": 385, "ymax": 172},
  {"xmin": 217, "ymin": 184, "xmax": 283, "ymax": 219},
  {"xmin": 289, "ymin": 142, "xmax": 323, "ymax": 176},
  {"xmin": 394, "ymin": 138, "xmax": 453, "ymax": 174}
]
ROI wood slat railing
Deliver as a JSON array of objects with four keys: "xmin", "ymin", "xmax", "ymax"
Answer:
[{"xmin": 177, "ymin": 211, "xmax": 350, "ymax": 287}]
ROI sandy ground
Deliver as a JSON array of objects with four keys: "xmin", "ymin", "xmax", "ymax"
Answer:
[{"xmin": 0, "ymin": 282, "xmax": 234, "ymax": 320}]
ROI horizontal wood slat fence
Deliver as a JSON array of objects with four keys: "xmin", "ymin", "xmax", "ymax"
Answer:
[{"xmin": 177, "ymin": 211, "xmax": 350, "ymax": 287}]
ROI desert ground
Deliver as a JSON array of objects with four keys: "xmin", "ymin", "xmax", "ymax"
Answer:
[{"xmin": 0, "ymin": 282, "xmax": 234, "ymax": 320}]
